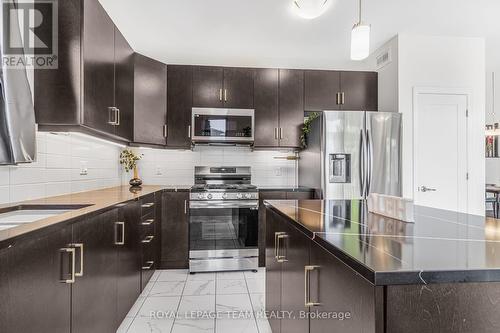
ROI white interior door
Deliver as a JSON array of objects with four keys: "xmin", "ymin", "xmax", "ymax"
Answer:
[{"xmin": 414, "ymin": 93, "xmax": 468, "ymax": 213}]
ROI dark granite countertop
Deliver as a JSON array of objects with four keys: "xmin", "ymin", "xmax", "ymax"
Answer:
[
  {"xmin": 0, "ymin": 185, "xmax": 186, "ymax": 247},
  {"xmin": 265, "ymin": 199, "xmax": 500, "ymax": 286}
]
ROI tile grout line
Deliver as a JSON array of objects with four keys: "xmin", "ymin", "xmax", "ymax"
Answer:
[
  {"xmin": 244, "ymin": 271, "xmax": 261, "ymax": 333},
  {"xmin": 170, "ymin": 271, "xmax": 189, "ymax": 333}
]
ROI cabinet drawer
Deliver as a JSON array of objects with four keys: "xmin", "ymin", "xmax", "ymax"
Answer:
[
  {"xmin": 141, "ymin": 240, "xmax": 156, "ymax": 269},
  {"xmin": 140, "ymin": 198, "xmax": 156, "ymax": 217}
]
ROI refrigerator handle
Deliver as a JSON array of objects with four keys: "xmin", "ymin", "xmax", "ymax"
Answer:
[
  {"xmin": 359, "ymin": 130, "xmax": 366, "ymax": 198},
  {"xmin": 366, "ymin": 129, "xmax": 374, "ymax": 197}
]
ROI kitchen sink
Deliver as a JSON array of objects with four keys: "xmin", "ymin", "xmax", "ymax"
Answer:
[{"xmin": 0, "ymin": 204, "xmax": 92, "ymax": 230}]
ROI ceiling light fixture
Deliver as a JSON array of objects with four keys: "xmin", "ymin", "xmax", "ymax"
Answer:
[
  {"xmin": 293, "ymin": 0, "xmax": 331, "ymax": 19},
  {"xmin": 350, "ymin": 0, "xmax": 370, "ymax": 61}
]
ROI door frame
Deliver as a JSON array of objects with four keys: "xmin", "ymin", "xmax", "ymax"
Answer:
[{"xmin": 412, "ymin": 86, "xmax": 471, "ymax": 213}]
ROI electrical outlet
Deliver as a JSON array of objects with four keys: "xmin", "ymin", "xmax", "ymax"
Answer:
[
  {"xmin": 80, "ymin": 161, "xmax": 88, "ymax": 176},
  {"xmin": 155, "ymin": 167, "xmax": 163, "ymax": 176},
  {"xmin": 274, "ymin": 167, "xmax": 283, "ymax": 176}
]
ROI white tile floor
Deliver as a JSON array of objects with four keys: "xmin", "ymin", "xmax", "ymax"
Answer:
[{"xmin": 117, "ymin": 268, "xmax": 271, "ymax": 333}]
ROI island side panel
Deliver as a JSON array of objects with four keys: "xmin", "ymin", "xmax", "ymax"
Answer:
[{"xmin": 386, "ymin": 282, "xmax": 500, "ymax": 333}]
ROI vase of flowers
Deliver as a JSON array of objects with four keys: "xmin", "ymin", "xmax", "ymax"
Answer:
[{"xmin": 120, "ymin": 149, "xmax": 144, "ymax": 188}]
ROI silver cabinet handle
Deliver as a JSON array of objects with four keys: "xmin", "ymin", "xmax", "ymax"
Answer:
[
  {"xmin": 277, "ymin": 234, "xmax": 288, "ymax": 262},
  {"xmin": 420, "ymin": 186, "xmax": 437, "ymax": 192},
  {"xmin": 163, "ymin": 124, "xmax": 168, "ymax": 138},
  {"xmin": 70, "ymin": 243, "xmax": 84, "ymax": 277},
  {"xmin": 279, "ymin": 128, "xmax": 283, "ymax": 140},
  {"xmin": 115, "ymin": 108, "xmax": 120, "ymax": 126},
  {"xmin": 108, "ymin": 107, "xmax": 117, "ymax": 125},
  {"xmin": 60, "ymin": 247, "xmax": 76, "ymax": 284},
  {"xmin": 188, "ymin": 125, "xmax": 192, "ymax": 138},
  {"xmin": 142, "ymin": 235, "xmax": 154, "ymax": 243},
  {"xmin": 219, "ymin": 88, "xmax": 223, "ymax": 101},
  {"xmin": 142, "ymin": 261, "xmax": 154, "ymax": 270},
  {"xmin": 141, "ymin": 219, "xmax": 154, "ymax": 226},
  {"xmin": 224, "ymin": 89, "xmax": 228, "ymax": 102},
  {"xmin": 341, "ymin": 92, "xmax": 345, "ymax": 105},
  {"xmin": 274, "ymin": 128, "xmax": 278, "ymax": 140},
  {"xmin": 184, "ymin": 200, "xmax": 188, "ymax": 214},
  {"xmin": 142, "ymin": 202, "xmax": 154, "ymax": 208},
  {"xmin": 305, "ymin": 265, "xmax": 321, "ymax": 307},
  {"xmin": 274, "ymin": 232, "xmax": 286, "ymax": 261},
  {"xmin": 336, "ymin": 92, "xmax": 340, "ymax": 105},
  {"xmin": 115, "ymin": 222, "xmax": 125, "ymax": 245}
]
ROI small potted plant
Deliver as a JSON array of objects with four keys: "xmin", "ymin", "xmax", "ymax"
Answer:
[
  {"xmin": 300, "ymin": 112, "xmax": 321, "ymax": 149},
  {"xmin": 120, "ymin": 149, "xmax": 143, "ymax": 188}
]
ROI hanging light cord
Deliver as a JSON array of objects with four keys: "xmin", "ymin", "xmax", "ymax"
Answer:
[
  {"xmin": 357, "ymin": 0, "xmax": 363, "ymax": 24},
  {"xmin": 494, "ymin": 72, "xmax": 496, "ymax": 124}
]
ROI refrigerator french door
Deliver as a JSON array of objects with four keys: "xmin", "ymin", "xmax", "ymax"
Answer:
[{"xmin": 299, "ymin": 111, "xmax": 402, "ymax": 200}]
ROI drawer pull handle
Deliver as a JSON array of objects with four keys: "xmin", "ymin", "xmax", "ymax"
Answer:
[
  {"xmin": 114, "ymin": 222, "xmax": 125, "ymax": 245},
  {"xmin": 141, "ymin": 219, "xmax": 154, "ymax": 226},
  {"xmin": 142, "ymin": 203, "xmax": 154, "ymax": 208},
  {"xmin": 59, "ymin": 247, "xmax": 76, "ymax": 284},
  {"xmin": 142, "ymin": 235, "xmax": 154, "ymax": 243},
  {"xmin": 305, "ymin": 265, "xmax": 322, "ymax": 307},
  {"xmin": 142, "ymin": 261, "xmax": 154, "ymax": 270},
  {"xmin": 70, "ymin": 243, "xmax": 84, "ymax": 277},
  {"xmin": 277, "ymin": 234, "xmax": 289, "ymax": 263}
]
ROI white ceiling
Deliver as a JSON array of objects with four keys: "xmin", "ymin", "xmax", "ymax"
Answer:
[{"xmin": 99, "ymin": 0, "xmax": 500, "ymax": 71}]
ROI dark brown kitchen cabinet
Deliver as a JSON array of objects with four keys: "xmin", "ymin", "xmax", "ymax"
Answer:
[
  {"xmin": 161, "ymin": 191, "xmax": 190, "ymax": 268},
  {"xmin": 133, "ymin": 54, "xmax": 167, "ymax": 146},
  {"xmin": 254, "ymin": 68, "xmax": 279, "ymax": 147},
  {"xmin": 113, "ymin": 28, "xmax": 135, "ymax": 141},
  {"xmin": 309, "ymin": 238, "xmax": 376, "ymax": 333},
  {"xmin": 72, "ymin": 208, "xmax": 120, "ymax": 333},
  {"xmin": 35, "ymin": 0, "xmax": 134, "ymax": 142},
  {"xmin": 140, "ymin": 194, "xmax": 158, "ymax": 290},
  {"xmin": 82, "ymin": 0, "xmax": 115, "ymax": 135},
  {"xmin": 167, "ymin": 65, "xmax": 193, "ymax": 149},
  {"xmin": 279, "ymin": 69, "xmax": 305, "ymax": 148},
  {"xmin": 304, "ymin": 70, "xmax": 341, "ymax": 111},
  {"xmin": 192, "ymin": 66, "xmax": 254, "ymax": 109},
  {"xmin": 0, "ymin": 227, "xmax": 73, "ymax": 333},
  {"xmin": 116, "ymin": 201, "xmax": 142, "ymax": 327},
  {"xmin": 340, "ymin": 71, "xmax": 378, "ymax": 111}
]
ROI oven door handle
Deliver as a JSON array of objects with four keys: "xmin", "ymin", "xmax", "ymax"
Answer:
[{"xmin": 189, "ymin": 201, "xmax": 259, "ymax": 210}]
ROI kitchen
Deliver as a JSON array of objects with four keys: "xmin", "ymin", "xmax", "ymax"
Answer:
[{"xmin": 0, "ymin": 0, "xmax": 498, "ymax": 332}]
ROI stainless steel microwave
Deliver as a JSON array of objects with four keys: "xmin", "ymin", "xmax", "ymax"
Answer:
[{"xmin": 191, "ymin": 108, "xmax": 255, "ymax": 144}]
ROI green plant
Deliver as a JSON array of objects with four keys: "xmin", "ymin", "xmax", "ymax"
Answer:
[
  {"xmin": 119, "ymin": 149, "xmax": 143, "ymax": 173},
  {"xmin": 300, "ymin": 112, "xmax": 321, "ymax": 148}
]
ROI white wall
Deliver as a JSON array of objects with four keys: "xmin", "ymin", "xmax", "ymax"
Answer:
[
  {"xmin": 0, "ymin": 132, "xmax": 124, "ymax": 204},
  {"xmin": 370, "ymin": 36, "xmax": 399, "ymax": 113},
  {"xmin": 127, "ymin": 146, "xmax": 298, "ymax": 188},
  {"xmin": 370, "ymin": 34, "xmax": 486, "ymax": 215}
]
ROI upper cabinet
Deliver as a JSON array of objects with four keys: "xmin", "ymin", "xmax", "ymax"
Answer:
[
  {"xmin": 279, "ymin": 69, "xmax": 304, "ymax": 148},
  {"xmin": 167, "ymin": 65, "xmax": 193, "ymax": 149},
  {"xmin": 192, "ymin": 66, "xmax": 254, "ymax": 109},
  {"xmin": 254, "ymin": 68, "xmax": 279, "ymax": 148},
  {"xmin": 35, "ymin": 0, "xmax": 134, "ymax": 142},
  {"xmin": 304, "ymin": 71, "xmax": 378, "ymax": 112},
  {"xmin": 132, "ymin": 54, "xmax": 167, "ymax": 146}
]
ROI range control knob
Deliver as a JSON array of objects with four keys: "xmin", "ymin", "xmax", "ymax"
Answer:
[
  {"xmin": 245, "ymin": 193, "xmax": 252, "ymax": 199},
  {"xmin": 207, "ymin": 194, "xmax": 213, "ymax": 200},
  {"xmin": 197, "ymin": 193, "xmax": 205, "ymax": 200},
  {"xmin": 236, "ymin": 193, "xmax": 243, "ymax": 199},
  {"xmin": 222, "ymin": 193, "xmax": 228, "ymax": 200}
]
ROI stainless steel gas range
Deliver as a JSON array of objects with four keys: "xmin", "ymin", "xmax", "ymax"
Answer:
[{"xmin": 189, "ymin": 166, "xmax": 259, "ymax": 273}]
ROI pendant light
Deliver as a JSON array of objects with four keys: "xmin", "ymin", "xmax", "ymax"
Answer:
[
  {"xmin": 486, "ymin": 72, "xmax": 500, "ymax": 136},
  {"xmin": 293, "ymin": 0, "xmax": 332, "ymax": 19},
  {"xmin": 350, "ymin": 0, "xmax": 370, "ymax": 61}
]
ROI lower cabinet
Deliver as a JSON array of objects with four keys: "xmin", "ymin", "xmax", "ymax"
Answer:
[
  {"xmin": 139, "ymin": 194, "xmax": 158, "ymax": 290},
  {"xmin": 265, "ymin": 207, "xmax": 378, "ymax": 333},
  {"xmin": 160, "ymin": 191, "xmax": 190, "ymax": 268}
]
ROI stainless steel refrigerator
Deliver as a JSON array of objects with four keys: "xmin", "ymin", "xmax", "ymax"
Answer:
[{"xmin": 299, "ymin": 111, "xmax": 402, "ymax": 200}]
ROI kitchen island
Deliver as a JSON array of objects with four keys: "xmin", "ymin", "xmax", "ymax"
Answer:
[{"xmin": 264, "ymin": 199, "xmax": 500, "ymax": 333}]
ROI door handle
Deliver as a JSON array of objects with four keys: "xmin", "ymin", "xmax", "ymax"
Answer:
[
  {"xmin": 114, "ymin": 222, "xmax": 125, "ymax": 245},
  {"xmin": 279, "ymin": 128, "xmax": 283, "ymax": 140},
  {"xmin": 277, "ymin": 234, "xmax": 288, "ymax": 262},
  {"xmin": 304, "ymin": 265, "xmax": 321, "ymax": 307},
  {"xmin": 188, "ymin": 125, "xmax": 192, "ymax": 139},
  {"xmin": 420, "ymin": 186, "xmax": 437, "ymax": 192},
  {"xmin": 70, "ymin": 243, "xmax": 84, "ymax": 277},
  {"xmin": 108, "ymin": 107, "xmax": 117, "ymax": 125},
  {"xmin": 163, "ymin": 124, "xmax": 168, "ymax": 138},
  {"xmin": 274, "ymin": 232, "xmax": 284, "ymax": 260},
  {"xmin": 274, "ymin": 128, "xmax": 278, "ymax": 140},
  {"xmin": 184, "ymin": 200, "xmax": 188, "ymax": 215},
  {"xmin": 341, "ymin": 92, "xmax": 345, "ymax": 105},
  {"xmin": 60, "ymin": 247, "xmax": 76, "ymax": 284},
  {"xmin": 115, "ymin": 108, "xmax": 120, "ymax": 126},
  {"xmin": 219, "ymin": 88, "xmax": 223, "ymax": 101},
  {"xmin": 359, "ymin": 130, "xmax": 367, "ymax": 197},
  {"xmin": 336, "ymin": 92, "xmax": 340, "ymax": 105},
  {"xmin": 366, "ymin": 129, "xmax": 373, "ymax": 196},
  {"xmin": 224, "ymin": 89, "xmax": 228, "ymax": 102}
]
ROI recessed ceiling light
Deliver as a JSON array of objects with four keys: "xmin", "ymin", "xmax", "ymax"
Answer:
[{"xmin": 293, "ymin": 0, "xmax": 332, "ymax": 20}]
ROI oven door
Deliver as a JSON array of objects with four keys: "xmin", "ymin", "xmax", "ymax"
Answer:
[
  {"xmin": 191, "ymin": 108, "xmax": 254, "ymax": 143},
  {"xmin": 189, "ymin": 200, "xmax": 259, "ymax": 256}
]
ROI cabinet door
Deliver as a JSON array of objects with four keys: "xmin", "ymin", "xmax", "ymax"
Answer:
[
  {"xmin": 161, "ymin": 191, "xmax": 190, "ymax": 268},
  {"xmin": 265, "ymin": 209, "xmax": 284, "ymax": 333},
  {"xmin": 223, "ymin": 67, "xmax": 254, "ymax": 108},
  {"xmin": 304, "ymin": 70, "xmax": 341, "ymax": 111},
  {"xmin": 258, "ymin": 191, "xmax": 287, "ymax": 267},
  {"xmin": 309, "ymin": 240, "xmax": 376, "ymax": 333},
  {"xmin": 114, "ymin": 27, "xmax": 134, "ymax": 140},
  {"xmin": 254, "ymin": 68, "xmax": 279, "ymax": 148},
  {"xmin": 281, "ymin": 222, "xmax": 310, "ymax": 333},
  {"xmin": 0, "ymin": 227, "xmax": 72, "ymax": 333},
  {"xmin": 279, "ymin": 69, "xmax": 304, "ymax": 148},
  {"xmin": 72, "ymin": 209, "xmax": 119, "ymax": 333},
  {"xmin": 192, "ymin": 66, "xmax": 224, "ymax": 108},
  {"xmin": 167, "ymin": 65, "xmax": 193, "ymax": 148},
  {"xmin": 340, "ymin": 71, "xmax": 378, "ymax": 111},
  {"xmin": 82, "ymin": 0, "xmax": 115, "ymax": 134},
  {"xmin": 116, "ymin": 202, "xmax": 142, "ymax": 326},
  {"xmin": 134, "ymin": 54, "xmax": 167, "ymax": 146}
]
